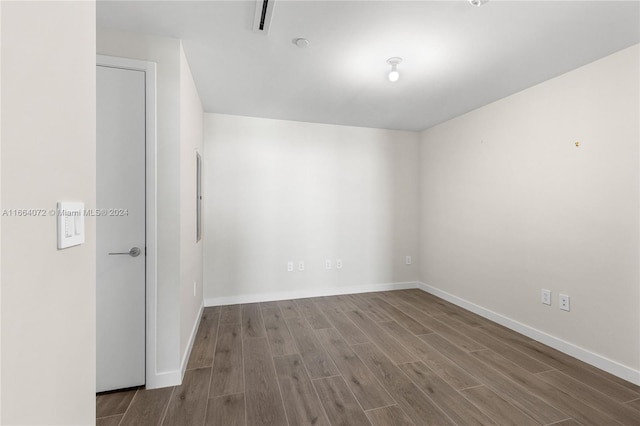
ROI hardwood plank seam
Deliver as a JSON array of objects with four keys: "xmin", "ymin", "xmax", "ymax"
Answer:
[
  {"xmin": 397, "ymin": 305, "xmax": 486, "ymax": 352},
  {"xmin": 469, "ymin": 346, "xmax": 626, "ymax": 425},
  {"xmin": 204, "ymin": 307, "xmax": 223, "ymax": 419},
  {"xmin": 307, "ymin": 367, "xmax": 333, "ymax": 426},
  {"xmin": 458, "ymin": 326, "xmax": 556, "ymax": 373},
  {"xmin": 420, "ymin": 334, "xmax": 571, "ymax": 424},
  {"xmin": 544, "ymin": 418, "xmax": 579, "ymax": 425},
  {"xmin": 343, "ymin": 310, "xmax": 417, "ymax": 365},
  {"xmin": 96, "ymin": 414, "xmax": 123, "ymax": 423},
  {"xmin": 258, "ymin": 306, "xmax": 292, "ymax": 426},
  {"xmin": 310, "ymin": 374, "xmax": 344, "ymax": 381},
  {"xmin": 399, "ymin": 360, "xmax": 490, "ymax": 426},
  {"xmin": 536, "ymin": 370, "xmax": 638, "ymax": 425},
  {"xmin": 459, "ymin": 384, "xmax": 540, "ymax": 426},
  {"xmin": 352, "ymin": 342, "xmax": 458, "ymax": 426},
  {"xmin": 301, "ymin": 311, "xmax": 347, "ymax": 426},
  {"xmin": 363, "ymin": 403, "xmax": 397, "ymax": 412},
  {"xmin": 312, "ymin": 375, "xmax": 366, "ymax": 426},
  {"xmin": 313, "ymin": 326, "xmax": 396, "ymax": 413},
  {"xmin": 240, "ymin": 305, "xmax": 248, "ymax": 426},
  {"xmin": 478, "ymin": 324, "xmax": 638, "ymax": 402},
  {"xmin": 117, "ymin": 389, "xmax": 138, "ymax": 425},
  {"xmin": 459, "ymin": 384, "xmax": 485, "ymax": 391},
  {"xmin": 281, "ymin": 314, "xmax": 336, "ymax": 426},
  {"xmin": 159, "ymin": 386, "xmax": 175, "ymax": 426}
]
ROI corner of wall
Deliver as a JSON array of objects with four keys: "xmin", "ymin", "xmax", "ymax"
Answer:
[
  {"xmin": 0, "ymin": 0, "xmax": 3, "ymax": 419},
  {"xmin": 179, "ymin": 41, "xmax": 205, "ymax": 374}
]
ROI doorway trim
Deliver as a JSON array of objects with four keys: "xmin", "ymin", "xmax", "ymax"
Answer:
[{"xmin": 96, "ymin": 55, "xmax": 159, "ymax": 389}]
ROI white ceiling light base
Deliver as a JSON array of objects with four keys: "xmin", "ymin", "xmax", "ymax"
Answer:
[
  {"xmin": 293, "ymin": 38, "xmax": 309, "ymax": 48},
  {"xmin": 469, "ymin": 0, "xmax": 489, "ymax": 7},
  {"xmin": 387, "ymin": 57, "xmax": 402, "ymax": 82}
]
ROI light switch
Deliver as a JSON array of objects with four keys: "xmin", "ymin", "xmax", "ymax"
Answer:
[{"xmin": 57, "ymin": 201, "xmax": 85, "ymax": 249}]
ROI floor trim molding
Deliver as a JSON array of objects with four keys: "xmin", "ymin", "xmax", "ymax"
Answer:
[
  {"xmin": 204, "ymin": 281, "xmax": 418, "ymax": 307},
  {"xmin": 417, "ymin": 281, "xmax": 640, "ymax": 386},
  {"xmin": 180, "ymin": 301, "xmax": 204, "ymax": 380},
  {"xmin": 150, "ymin": 370, "xmax": 182, "ymax": 389}
]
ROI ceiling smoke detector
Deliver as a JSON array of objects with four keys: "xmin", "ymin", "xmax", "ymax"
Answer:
[
  {"xmin": 293, "ymin": 38, "xmax": 309, "ymax": 48},
  {"xmin": 469, "ymin": 0, "xmax": 489, "ymax": 6}
]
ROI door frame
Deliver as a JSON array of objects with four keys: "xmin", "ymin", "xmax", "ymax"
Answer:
[{"xmin": 96, "ymin": 55, "xmax": 159, "ymax": 389}]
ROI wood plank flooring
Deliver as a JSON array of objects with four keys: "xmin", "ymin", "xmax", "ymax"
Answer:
[{"xmin": 96, "ymin": 289, "xmax": 640, "ymax": 425}]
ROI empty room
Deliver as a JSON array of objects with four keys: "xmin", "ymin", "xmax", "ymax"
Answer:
[{"xmin": 1, "ymin": 0, "xmax": 639, "ymax": 425}]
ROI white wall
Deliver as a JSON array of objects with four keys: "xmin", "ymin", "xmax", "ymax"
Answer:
[
  {"xmin": 0, "ymin": 0, "xmax": 3, "ymax": 420},
  {"xmin": 1, "ymin": 1, "xmax": 96, "ymax": 424},
  {"xmin": 420, "ymin": 45, "xmax": 639, "ymax": 378},
  {"xmin": 179, "ymin": 43, "xmax": 204, "ymax": 370},
  {"xmin": 204, "ymin": 114, "xmax": 419, "ymax": 304}
]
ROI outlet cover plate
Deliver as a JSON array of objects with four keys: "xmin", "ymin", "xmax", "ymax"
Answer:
[
  {"xmin": 559, "ymin": 294, "xmax": 570, "ymax": 311},
  {"xmin": 541, "ymin": 289, "xmax": 551, "ymax": 305}
]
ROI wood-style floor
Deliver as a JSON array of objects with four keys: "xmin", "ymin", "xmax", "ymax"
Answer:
[{"xmin": 96, "ymin": 289, "xmax": 640, "ymax": 426}]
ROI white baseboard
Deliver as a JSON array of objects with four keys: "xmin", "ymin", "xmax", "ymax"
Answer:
[
  {"xmin": 204, "ymin": 281, "xmax": 418, "ymax": 307},
  {"xmin": 417, "ymin": 282, "xmax": 640, "ymax": 386},
  {"xmin": 146, "ymin": 301, "xmax": 204, "ymax": 389},
  {"xmin": 180, "ymin": 301, "xmax": 204, "ymax": 379},
  {"xmin": 148, "ymin": 369, "xmax": 182, "ymax": 389}
]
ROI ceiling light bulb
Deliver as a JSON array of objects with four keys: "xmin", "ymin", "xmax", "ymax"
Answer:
[
  {"xmin": 387, "ymin": 57, "xmax": 402, "ymax": 82},
  {"xmin": 469, "ymin": 0, "xmax": 489, "ymax": 6}
]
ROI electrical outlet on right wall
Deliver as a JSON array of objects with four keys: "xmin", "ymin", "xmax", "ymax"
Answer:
[
  {"xmin": 541, "ymin": 289, "xmax": 551, "ymax": 305},
  {"xmin": 559, "ymin": 294, "xmax": 570, "ymax": 311}
]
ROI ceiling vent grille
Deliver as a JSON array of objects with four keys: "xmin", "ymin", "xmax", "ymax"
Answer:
[{"xmin": 253, "ymin": 0, "xmax": 276, "ymax": 34}]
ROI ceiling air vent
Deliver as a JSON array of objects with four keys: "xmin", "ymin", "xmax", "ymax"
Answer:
[{"xmin": 253, "ymin": 0, "xmax": 276, "ymax": 34}]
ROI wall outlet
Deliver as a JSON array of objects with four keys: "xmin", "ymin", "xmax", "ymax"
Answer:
[
  {"xmin": 541, "ymin": 289, "xmax": 551, "ymax": 305},
  {"xmin": 325, "ymin": 259, "xmax": 332, "ymax": 269},
  {"xmin": 559, "ymin": 294, "xmax": 570, "ymax": 311},
  {"xmin": 405, "ymin": 255, "xmax": 412, "ymax": 265},
  {"xmin": 298, "ymin": 261, "xmax": 305, "ymax": 272},
  {"xmin": 336, "ymin": 259, "xmax": 343, "ymax": 269},
  {"xmin": 287, "ymin": 261, "xmax": 294, "ymax": 272}
]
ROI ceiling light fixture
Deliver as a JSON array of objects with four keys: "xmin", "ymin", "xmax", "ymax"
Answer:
[
  {"xmin": 387, "ymin": 57, "xmax": 402, "ymax": 82},
  {"xmin": 293, "ymin": 38, "xmax": 309, "ymax": 48},
  {"xmin": 469, "ymin": 0, "xmax": 489, "ymax": 6}
]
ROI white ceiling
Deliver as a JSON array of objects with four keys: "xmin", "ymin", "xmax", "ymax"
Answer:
[{"xmin": 97, "ymin": 0, "xmax": 640, "ymax": 131}]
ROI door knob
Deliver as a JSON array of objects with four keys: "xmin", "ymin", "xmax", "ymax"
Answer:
[{"xmin": 108, "ymin": 247, "xmax": 141, "ymax": 257}]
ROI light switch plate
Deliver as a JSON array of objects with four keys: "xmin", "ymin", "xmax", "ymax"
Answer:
[{"xmin": 57, "ymin": 201, "xmax": 85, "ymax": 249}]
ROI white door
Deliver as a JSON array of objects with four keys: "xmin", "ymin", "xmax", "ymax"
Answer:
[{"xmin": 96, "ymin": 65, "xmax": 146, "ymax": 392}]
